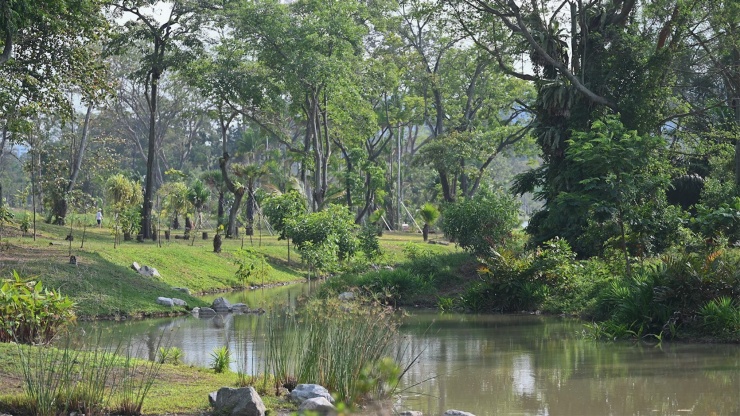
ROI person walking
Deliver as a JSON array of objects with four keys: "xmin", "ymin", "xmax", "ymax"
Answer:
[{"xmin": 96, "ymin": 209, "xmax": 103, "ymax": 228}]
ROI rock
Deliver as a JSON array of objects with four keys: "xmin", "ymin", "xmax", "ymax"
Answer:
[
  {"xmin": 383, "ymin": 265, "xmax": 394, "ymax": 271},
  {"xmin": 191, "ymin": 307, "xmax": 201, "ymax": 315},
  {"xmin": 156, "ymin": 297, "xmax": 174, "ymax": 308},
  {"xmin": 443, "ymin": 411, "xmax": 476, "ymax": 416},
  {"xmin": 298, "ymin": 397, "xmax": 336, "ymax": 415},
  {"xmin": 139, "ymin": 265, "xmax": 161, "ymax": 277},
  {"xmin": 210, "ymin": 386, "xmax": 266, "ymax": 416},
  {"xmin": 231, "ymin": 303, "xmax": 250, "ymax": 313},
  {"xmin": 211, "ymin": 297, "xmax": 232, "ymax": 313},
  {"xmin": 173, "ymin": 287, "xmax": 191, "ymax": 295},
  {"xmin": 131, "ymin": 262, "xmax": 141, "ymax": 272},
  {"xmin": 208, "ymin": 391, "xmax": 218, "ymax": 407},
  {"xmin": 400, "ymin": 412, "xmax": 423, "ymax": 416},
  {"xmin": 198, "ymin": 307, "xmax": 217, "ymax": 317},
  {"xmin": 172, "ymin": 298, "xmax": 187, "ymax": 307},
  {"xmin": 338, "ymin": 291, "xmax": 354, "ymax": 301},
  {"xmin": 290, "ymin": 384, "xmax": 334, "ymax": 405}
]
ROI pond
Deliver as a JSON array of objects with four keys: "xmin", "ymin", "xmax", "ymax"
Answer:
[{"xmin": 77, "ymin": 284, "xmax": 740, "ymax": 416}]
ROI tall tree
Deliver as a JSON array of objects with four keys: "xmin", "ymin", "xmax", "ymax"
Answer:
[
  {"xmin": 457, "ymin": 0, "xmax": 686, "ymax": 255},
  {"xmin": 107, "ymin": 0, "xmax": 207, "ymax": 238},
  {"xmin": 1, "ymin": 0, "xmax": 108, "ymax": 163},
  {"xmin": 232, "ymin": 0, "xmax": 380, "ymax": 211},
  {"xmin": 397, "ymin": 0, "xmax": 534, "ymax": 202}
]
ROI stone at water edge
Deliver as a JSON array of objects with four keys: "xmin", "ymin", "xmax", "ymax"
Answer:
[
  {"xmin": 211, "ymin": 297, "xmax": 232, "ymax": 312},
  {"xmin": 443, "ymin": 411, "xmax": 476, "ymax": 416},
  {"xmin": 298, "ymin": 397, "xmax": 336, "ymax": 415},
  {"xmin": 156, "ymin": 297, "xmax": 174, "ymax": 307},
  {"xmin": 289, "ymin": 384, "xmax": 334, "ymax": 404},
  {"xmin": 198, "ymin": 307, "xmax": 217, "ymax": 317},
  {"xmin": 399, "ymin": 412, "xmax": 423, "ymax": 416},
  {"xmin": 210, "ymin": 386, "xmax": 266, "ymax": 416},
  {"xmin": 231, "ymin": 303, "xmax": 250, "ymax": 313}
]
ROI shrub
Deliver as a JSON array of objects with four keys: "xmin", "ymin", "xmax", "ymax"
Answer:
[
  {"xmin": 440, "ymin": 189, "xmax": 520, "ymax": 257},
  {"xmin": 287, "ymin": 204, "xmax": 359, "ymax": 274},
  {"xmin": 0, "ymin": 271, "xmax": 76, "ymax": 344},
  {"xmin": 699, "ymin": 297, "xmax": 740, "ymax": 337},
  {"xmin": 234, "ymin": 248, "xmax": 273, "ymax": 287}
]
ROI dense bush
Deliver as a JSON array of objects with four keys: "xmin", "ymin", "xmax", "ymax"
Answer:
[
  {"xmin": 286, "ymin": 204, "xmax": 358, "ymax": 273},
  {"xmin": 440, "ymin": 189, "xmax": 520, "ymax": 257},
  {"xmin": 0, "ymin": 272, "xmax": 76, "ymax": 344}
]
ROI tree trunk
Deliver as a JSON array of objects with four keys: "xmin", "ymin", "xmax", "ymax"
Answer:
[
  {"xmin": 53, "ymin": 104, "xmax": 94, "ymax": 225},
  {"xmin": 141, "ymin": 65, "xmax": 161, "ymax": 240}
]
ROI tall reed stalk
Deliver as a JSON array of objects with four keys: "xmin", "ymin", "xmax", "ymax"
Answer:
[
  {"xmin": 114, "ymin": 334, "xmax": 167, "ymax": 415},
  {"xmin": 16, "ymin": 339, "xmax": 78, "ymax": 416},
  {"xmin": 264, "ymin": 298, "xmax": 401, "ymax": 404}
]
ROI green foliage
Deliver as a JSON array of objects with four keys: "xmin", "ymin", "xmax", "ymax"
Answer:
[
  {"xmin": 562, "ymin": 115, "xmax": 678, "ymax": 260},
  {"xmin": 287, "ymin": 204, "xmax": 359, "ymax": 273},
  {"xmin": 118, "ymin": 206, "xmax": 141, "ymax": 236},
  {"xmin": 157, "ymin": 347, "xmax": 182, "ymax": 365},
  {"xmin": 105, "ymin": 174, "xmax": 142, "ymax": 214},
  {"xmin": 358, "ymin": 225, "xmax": 382, "ymax": 261},
  {"xmin": 264, "ymin": 298, "xmax": 401, "ymax": 404},
  {"xmin": 440, "ymin": 189, "xmax": 520, "ymax": 257},
  {"xmin": 262, "ymin": 191, "xmax": 307, "ymax": 240},
  {"xmin": 158, "ymin": 181, "xmax": 191, "ymax": 227},
  {"xmin": 234, "ymin": 248, "xmax": 273, "ymax": 287},
  {"xmin": 210, "ymin": 346, "xmax": 230, "ymax": 373},
  {"xmin": 419, "ymin": 203, "xmax": 439, "ymax": 226},
  {"xmin": 0, "ymin": 271, "xmax": 76, "ymax": 345},
  {"xmin": 699, "ymin": 297, "xmax": 740, "ymax": 337},
  {"xmin": 693, "ymin": 197, "xmax": 740, "ymax": 243},
  {"xmin": 19, "ymin": 213, "xmax": 30, "ymax": 234}
]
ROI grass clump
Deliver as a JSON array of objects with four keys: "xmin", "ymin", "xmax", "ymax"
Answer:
[
  {"xmin": 264, "ymin": 298, "xmax": 403, "ymax": 405},
  {"xmin": 210, "ymin": 346, "xmax": 231, "ymax": 373}
]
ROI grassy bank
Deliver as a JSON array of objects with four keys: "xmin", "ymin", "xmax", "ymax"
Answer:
[
  {"xmin": 0, "ymin": 342, "xmax": 287, "ymax": 416},
  {"xmin": 0, "ymin": 214, "xmax": 458, "ymax": 317}
]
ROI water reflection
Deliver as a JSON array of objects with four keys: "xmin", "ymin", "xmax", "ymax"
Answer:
[
  {"xmin": 397, "ymin": 312, "xmax": 740, "ymax": 416},
  {"xmin": 75, "ymin": 289, "xmax": 740, "ymax": 416}
]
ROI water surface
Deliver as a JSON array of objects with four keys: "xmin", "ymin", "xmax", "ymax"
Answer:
[{"xmin": 78, "ymin": 286, "xmax": 740, "ymax": 416}]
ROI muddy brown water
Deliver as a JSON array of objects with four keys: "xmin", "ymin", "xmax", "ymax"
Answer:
[{"xmin": 75, "ymin": 284, "xmax": 740, "ymax": 416}]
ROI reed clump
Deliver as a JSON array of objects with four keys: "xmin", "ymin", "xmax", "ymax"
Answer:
[{"xmin": 264, "ymin": 297, "xmax": 402, "ymax": 404}]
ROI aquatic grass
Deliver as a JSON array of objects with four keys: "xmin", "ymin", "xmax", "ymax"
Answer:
[{"xmin": 264, "ymin": 298, "xmax": 402, "ymax": 404}]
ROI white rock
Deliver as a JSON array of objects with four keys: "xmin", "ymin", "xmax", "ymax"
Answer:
[
  {"xmin": 172, "ymin": 298, "xmax": 187, "ymax": 307},
  {"xmin": 156, "ymin": 297, "xmax": 174, "ymax": 307},
  {"xmin": 298, "ymin": 397, "xmax": 336, "ymax": 414},
  {"xmin": 290, "ymin": 384, "xmax": 334, "ymax": 404},
  {"xmin": 443, "ymin": 411, "xmax": 476, "ymax": 416},
  {"xmin": 338, "ymin": 291, "xmax": 354, "ymax": 301}
]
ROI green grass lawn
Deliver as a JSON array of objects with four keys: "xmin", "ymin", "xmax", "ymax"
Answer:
[{"xmin": 0, "ymin": 214, "xmax": 457, "ymax": 318}]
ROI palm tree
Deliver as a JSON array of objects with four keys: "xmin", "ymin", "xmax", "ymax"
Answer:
[
  {"xmin": 419, "ymin": 203, "xmax": 440, "ymax": 242},
  {"xmin": 187, "ymin": 179, "xmax": 211, "ymax": 231},
  {"xmin": 234, "ymin": 164, "xmax": 268, "ymax": 236}
]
